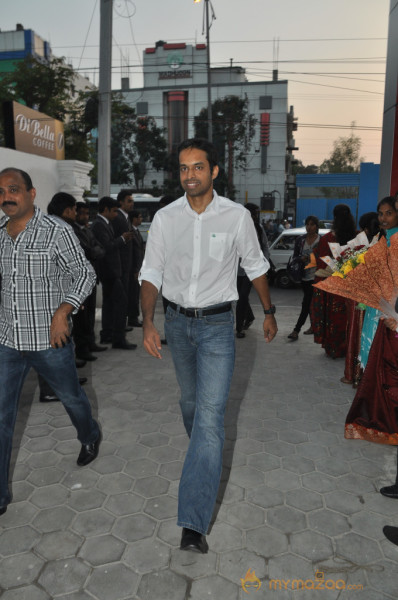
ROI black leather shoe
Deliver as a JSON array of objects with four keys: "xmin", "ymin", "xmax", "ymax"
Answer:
[
  {"xmin": 76, "ymin": 352, "xmax": 97, "ymax": 362},
  {"xmin": 79, "ymin": 377, "xmax": 88, "ymax": 386},
  {"xmin": 383, "ymin": 525, "xmax": 398, "ymax": 545},
  {"xmin": 100, "ymin": 336, "xmax": 112, "ymax": 344},
  {"xmin": 380, "ymin": 484, "xmax": 398, "ymax": 498},
  {"xmin": 0, "ymin": 506, "xmax": 7, "ymax": 516},
  {"xmin": 40, "ymin": 394, "xmax": 59, "ymax": 402},
  {"xmin": 236, "ymin": 331, "xmax": 245, "ymax": 338},
  {"xmin": 90, "ymin": 344, "xmax": 108, "ymax": 352},
  {"xmin": 75, "ymin": 358, "xmax": 86, "ymax": 368},
  {"xmin": 125, "ymin": 326, "xmax": 133, "ymax": 333},
  {"xmin": 77, "ymin": 432, "xmax": 102, "ymax": 466},
  {"xmin": 112, "ymin": 342, "xmax": 137, "ymax": 350},
  {"xmin": 161, "ymin": 339, "xmax": 168, "ymax": 345},
  {"xmin": 180, "ymin": 528, "xmax": 208, "ymax": 554},
  {"xmin": 128, "ymin": 320, "xmax": 143, "ymax": 328}
]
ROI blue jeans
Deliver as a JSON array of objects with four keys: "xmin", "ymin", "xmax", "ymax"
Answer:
[
  {"xmin": 164, "ymin": 304, "xmax": 235, "ymax": 535},
  {"xmin": 0, "ymin": 342, "xmax": 99, "ymax": 507}
]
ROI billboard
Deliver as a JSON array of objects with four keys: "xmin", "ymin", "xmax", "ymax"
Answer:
[{"xmin": 3, "ymin": 100, "xmax": 65, "ymax": 160}]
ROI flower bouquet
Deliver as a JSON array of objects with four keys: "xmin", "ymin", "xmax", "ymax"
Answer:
[{"xmin": 314, "ymin": 233, "xmax": 398, "ymax": 323}]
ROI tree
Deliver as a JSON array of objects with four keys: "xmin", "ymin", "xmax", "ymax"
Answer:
[
  {"xmin": 319, "ymin": 126, "xmax": 363, "ymax": 174},
  {"xmin": 292, "ymin": 160, "xmax": 319, "ymax": 175},
  {"xmin": 129, "ymin": 116, "xmax": 167, "ymax": 190},
  {"xmin": 194, "ymin": 95, "xmax": 256, "ymax": 200}
]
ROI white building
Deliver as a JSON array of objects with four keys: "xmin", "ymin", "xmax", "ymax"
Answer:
[{"xmin": 119, "ymin": 41, "xmax": 297, "ymax": 215}]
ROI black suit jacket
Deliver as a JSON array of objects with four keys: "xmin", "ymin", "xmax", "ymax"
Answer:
[
  {"xmin": 111, "ymin": 210, "xmax": 133, "ymax": 273},
  {"xmin": 72, "ymin": 222, "xmax": 105, "ymax": 271},
  {"xmin": 131, "ymin": 227, "xmax": 145, "ymax": 274},
  {"xmin": 91, "ymin": 216, "xmax": 124, "ymax": 281}
]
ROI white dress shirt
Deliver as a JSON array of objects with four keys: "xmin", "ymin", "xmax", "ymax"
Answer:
[{"xmin": 139, "ymin": 192, "xmax": 269, "ymax": 308}]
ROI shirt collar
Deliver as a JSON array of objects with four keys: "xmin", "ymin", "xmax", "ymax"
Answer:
[
  {"xmin": 98, "ymin": 213, "xmax": 109, "ymax": 225},
  {"xmin": 119, "ymin": 208, "xmax": 129, "ymax": 219},
  {"xmin": 182, "ymin": 190, "xmax": 220, "ymax": 215}
]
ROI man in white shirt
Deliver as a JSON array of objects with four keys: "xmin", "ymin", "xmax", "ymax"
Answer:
[{"xmin": 140, "ymin": 138, "xmax": 277, "ymax": 553}]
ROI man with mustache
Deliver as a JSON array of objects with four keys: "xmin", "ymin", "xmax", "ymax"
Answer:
[
  {"xmin": 0, "ymin": 168, "xmax": 101, "ymax": 517},
  {"xmin": 140, "ymin": 138, "xmax": 277, "ymax": 553}
]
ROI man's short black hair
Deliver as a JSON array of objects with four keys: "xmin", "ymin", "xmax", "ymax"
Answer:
[
  {"xmin": 76, "ymin": 201, "xmax": 89, "ymax": 212},
  {"xmin": 177, "ymin": 138, "xmax": 218, "ymax": 173},
  {"xmin": 98, "ymin": 196, "xmax": 118, "ymax": 213},
  {"xmin": 0, "ymin": 167, "xmax": 34, "ymax": 191},
  {"xmin": 129, "ymin": 209, "xmax": 141, "ymax": 221},
  {"xmin": 117, "ymin": 189, "xmax": 134, "ymax": 205},
  {"xmin": 47, "ymin": 192, "xmax": 76, "ymax": 217}
]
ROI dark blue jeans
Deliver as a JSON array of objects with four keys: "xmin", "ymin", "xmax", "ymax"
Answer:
[
  {"xmin": 0, "ymin": 342, "xmax": 99, "ymax": 507},
  {"xmin": 164, "ymin": 304, "xmax": 235, "ymax": 535}
]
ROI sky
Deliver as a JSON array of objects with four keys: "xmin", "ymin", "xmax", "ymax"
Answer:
[{"xmin": 2, "ymin": 0, "xmax": 391, "ymax": 166}]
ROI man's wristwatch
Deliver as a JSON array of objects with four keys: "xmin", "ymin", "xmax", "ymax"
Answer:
[{"xmin": 263, "ymin": 304, "xmax": 276, "ymax": 315}]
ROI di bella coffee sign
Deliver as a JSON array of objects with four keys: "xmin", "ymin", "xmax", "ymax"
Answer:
[{"xmin": 3, "ymin": 101, "xmax": 65, "ymax": 160}]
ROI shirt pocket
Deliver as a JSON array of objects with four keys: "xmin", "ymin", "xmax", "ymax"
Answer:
[
  {"xmin": 208, "ymin": 233, "xmax": 231, "ymax": 262},
  {"xmin": 23, "ymin": 247, "xmax": 52, "ymax": 276}
]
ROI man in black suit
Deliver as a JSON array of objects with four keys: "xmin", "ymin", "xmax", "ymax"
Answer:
[
  {"xmin": 128, "ymin": 210, "xmax": 145, "ymax": 327},
  {"xmin": 91, "ymin": 197, "xmax": 136, "ymax": 350},
  {"xmin": 112, "ymin": 190, "xmax": 134, "ymax": 329}
]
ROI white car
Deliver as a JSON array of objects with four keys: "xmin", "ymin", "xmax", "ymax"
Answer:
[{"xmin": 269, "ymin": 227, "xmax": 329, "ymax": 289}]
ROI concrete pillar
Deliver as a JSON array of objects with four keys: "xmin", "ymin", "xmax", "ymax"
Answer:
[{"xmin": 57, "ymin": 160, "xmax": 93, "ymax": 201}]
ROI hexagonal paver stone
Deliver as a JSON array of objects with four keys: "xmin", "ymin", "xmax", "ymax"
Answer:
[
  {"xmin": 148, "ymin": 445, "xmax": 181, "ymax": 463},
  {"xmin": 225, "ymin": 502, "xmax": 265, "ymax": 529},
  {"xmin": 315, "ymin": 457, "xmax": 351, "ymax": 477},
  {"xmin": 285, "ymin": 488, "xmax": 323, "ymax": 512},
  {"xmin": 27, "ymin": 467, "xmax": 65, "ymax": 487},
  {"xmin": 68, "ymin": 488, "xmax": 107, "ymax": 512},
  {"xmin": 282, "ymin": 455, "xmax": 315, "ymax": 475},
  {"xmin": 0, "ymin": 525, "xmax": 40, "ymax": 556},
  {"xmin": 137, "ymin": 569, "xmax": 188, "ymax": 600},
  {"xmin": 72, "ymin": 508, "xmax": 115, "ymax": 537},
  {"xmin": 229, "ymin": 465, "xmax": 265, "ymax": 488},
  {"xmin": 246, "ymin": 485, "xmax": 284, "ymax": 509},
  {"xmin": 144, "ymin": 495, "xmax": 177, "ymax": 520},
  {"xmin": 10, "ymin": 481, "xmax": 35, "ymax": 503},
  {"xmin": 267, "ymin": 506, "xmax": 307, "ymax": 533},
  {"xmin": 268, "ymin": 552, "xmax": 313, "ymax": 584},
  {"xmin": 208, "ymin": 522, "xmax": 243, "ymax": 553},
  {"xmin": 219, "ymin": 549, "xmax": 267, "ymax": 584},
  {"xmin": 190, "ymin": 574, "xmax": 239, "ymax": 600},
  {"xmin": 24, "ymin": 437, "xmax": 57, "ymax": 453},
  {"xmin": 263, "ymin": 440, "xmax": 296, "ymax": 457},
  {"xmin": 79, "ymin": 534, "xmax": 125, "ymax": 566},
  {"xmin": 96, "ymin": 473, "xmax": 134, "ymax": 495},
  {"xmin": 112, "ymin": 513, "xmax": 156, "ymax": 543},
  {"xmin": 336, "ymin": 473, "xmax": 375, "ymax": 495},
  {"xmin": 246, "ymin": 525, "xmax": 288, "ymax": 557},
  {"xmin": 170, "ymin": 548, "xmax": 217, "ymax": 579},
  {"xmin": 302, "ymin": 471, "xmax": 336, "ymax": 493},
  {"xmin": 133, "ymin": 476, "xmax": 170, "ymax": 498},
  {"xmin": 26, "ymin": 451, "xmax": 60, "ymax": 469},
  {"xmin": 324, "ymin": 490, "xmax": 364, "ymax": 515},
  {"xmin": 250, "ymin": 428, "xmax": 278, "ymax": 443},
  {"xmin": 62, "ymin": 469, "xmax": 100, "ymax": 490},
  {"xmin": 0, "ymin": 552, "xmax": 44, "ymax": 588},
  {"xmin": 38, "ymin": 558, "xmax": 89, "ymax": 597},
  {"xmin": 265, "ymin": 469, "xmax": 300, "ymax": 491},
  {"xmin": 123, "ymin": 538, "xmax": 170, "ymax": 573},
  {"xmin": 159, "ymin": 460, "xmax": 183, "ymax": 481},
  {"xmin": 335, "ymin": 533, "xmax": 383, "ymax": 564},
  {"xmin": 105, "ymin": 492, "xmax": 145, "ymax": 516},
  {"xmin": 124, "ymin": 458, "xmax": 158, "ymax": 478},
  {"xmin": 35, "ymin": 531, "xmax": 83, "ymax": 560},
  {"xmin": 278, "ymin": 429, "xmax": 309, "ymax": 444},
  {"xmin": 140, "ymin": 432, "xmax": 170, "ymax": 447},
  {"xmin": 247, "ymin": 453, "xmax": 280, "ymax": 472},
  {"xmin": 32, "ymin": 506, "xmax": 75, "ymax": 533},
  {"xmin": 0, "ymin": 585, "xmax": 50, "ymax": 600},
  {"xmin": 290, "ymin": 530, "xmax": 333, "ymax": 561},
  {"xmin": 90, "ymin": 455, "xmax": 125, "ymax": 475},
  {"xmin": 308, "ymin": 509, "xmax": 350, "ymax": 537},
  {"xmin": 157, "ymin": 518, "xmax": 181, "ymax": 547},
  {"xmin": 349, "ymin": 510, "xmax": 393, "ymax": 541},
  {"xmin": 30, "ymin": 484, "xmax": 69, "ymax": 508}
]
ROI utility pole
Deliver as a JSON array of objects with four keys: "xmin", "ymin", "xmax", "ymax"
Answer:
[
  {"xmin": 205, "ymin": 0, "xmax": 212, "ymax": 142},
  {"xmin": 98, "ymin": 0, "xmax": 113, "ymax": 198}
]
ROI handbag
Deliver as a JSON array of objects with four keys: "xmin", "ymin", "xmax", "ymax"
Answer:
[{"xmin": 287, "ymin": 255, "xmax": 304, "ymax": 283}]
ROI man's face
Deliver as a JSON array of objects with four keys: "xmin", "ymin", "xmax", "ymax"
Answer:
[
  {"xmin": 0, "ymin": 171, "xmax": 36, "ymax": 221},
  {"xmin": 104, "ymin": 206, "xmax": 119, "ymax": 221},
  {"xmin": 120, "ymin": 195, "xmax": 134, "ymax": 212},
  {"xmin": 62, "ymin": 205, "xmax": 76, "ymax": 223},
  {"xmin": 133, "ymin": 214, "xmax": 143, "ymax": 227},
  {"xmin": 179, "ymin": 148, "xmax": 218, "ymax": 199},
  {"xmin": 76, "ymin": 208, "xmax": 90, "ymax": 226}
]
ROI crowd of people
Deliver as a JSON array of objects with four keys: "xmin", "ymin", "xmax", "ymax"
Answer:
[{"xmin": 286, "ymin": 198, "xmax": 398, "ymax": 547}]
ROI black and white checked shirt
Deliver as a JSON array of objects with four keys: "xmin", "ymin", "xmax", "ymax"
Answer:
[{"xmin": 0, "ymin": 207, "xmax": 96, "ymax": 351}]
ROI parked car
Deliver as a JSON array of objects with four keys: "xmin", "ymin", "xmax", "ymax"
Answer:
[{"xmin": 269, "ymin": 227, "xmax": 329, "ymax": 289}]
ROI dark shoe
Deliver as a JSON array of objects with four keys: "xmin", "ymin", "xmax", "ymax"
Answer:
[
  {"xmin": 100, "ymin": 338, "xmax": 112, "ymax": 344},
  {"xmin": 380, "ymin": 484, "xmax": 398, "ymax": 498},
  {"xmin": 90, "ymin": 344, "xmax": 108, "ymax": 352},
  {"xmin": 128, "ymin": 319, "xmax": 143, "ymax": 328},
  {"xmin": 77, "ymin": 432, "xmax": 102, "ymax": 466},
  {"xmin": 383, "ymin": 525, "xmax": 398, "ymax": 545},
  {"xmin": 40, "ymin": 394, "xmax": 59, "ymax": 403},
  {"xmin": 243, "ymin": 319, "xmax": 254, "ymax": 330},
  {"xmin": 0, "ymin": 506, "xmax": 7, "ymax": 516},
  {"xmin": 340, "ymin": 376, "xmax": 353, "ymax": 384},
  {"xmin": 79, "ymin": 377, "xmax": 88, "ymax": 386},
  {"xmin": 112, "ymin": 341, "xmax": 137, "ymax": 350},
  {"xmin": 125, "ymin": 326, "xmax": 133, "ymax": 333},
  {"xmin": 236, "ymin": 331, "xmax": 245, "ymax": 339},
  {"xmin": 180, "ymin": 528, "xmax": 208, "ymax": 554},
  {"xmin": 161, "ymin": 339, "xmax": 168, "ymax": 345},
  {"xmin": 303, "ymin": 327, "xmax": 314, "ymax": 335},
  {"xmin": 287, "ymin": 331, "xmax": 299, "ymax": 341},
  {"xmin": 76, "ymin": 352, "xmax": 97, "ymax": 362},
  {"xmin": 75, "ymin": 358, "xmax": 86, "ymax": 368}
]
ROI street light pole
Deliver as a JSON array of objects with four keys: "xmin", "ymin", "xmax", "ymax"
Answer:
[
  {"xmin": 205, "ymin": 0, "xmax": 212, "ymax": 142},
  {"xmin": 98, "ymin": 0, "xmax": 113, "ymax": 199}
]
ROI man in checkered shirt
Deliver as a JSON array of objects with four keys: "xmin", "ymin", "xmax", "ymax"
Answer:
[{"xmin": 0, "ymin": 168, "xmax": 101, "ymax": 517}]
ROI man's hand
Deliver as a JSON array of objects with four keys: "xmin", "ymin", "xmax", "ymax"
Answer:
[
  {"xmin": 122, "ymin": 232, "xmax": 134, "ymax": 243},
  {"xmin": 143, "ymin": 321, "xmax": 162, "ymax": 359},
  {"xmin": 263, "ymin": 315, "xmax": 278, "ymax": 343},
  {"xmin": 50, "ymin": 305, "xmax": 72, "ymax": 349}
]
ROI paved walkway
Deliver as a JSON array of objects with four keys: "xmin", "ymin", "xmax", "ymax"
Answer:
[{"xmin": 1, "ymin": 287, "xmax": 398, "ymax": 600}]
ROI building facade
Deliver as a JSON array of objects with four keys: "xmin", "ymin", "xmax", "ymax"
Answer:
[{"xmin": 120, "ymin": 41, "xmax": 297, "ymax": 215}]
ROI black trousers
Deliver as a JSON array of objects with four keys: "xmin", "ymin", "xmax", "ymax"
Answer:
[
  {"xmin": 236, "ymin": 275, "xmax": 254, "ymax": 332},
  {"xmin": 72, "ymin": 287, "xmax": 97, "ymax": 354},
  {"xmin": 101, "ymin": 278, "xmax": 127, "ymax": 343},
  {"xmin": 294, "ymin": 280, "xmax": 314, "ymax": 332}
]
